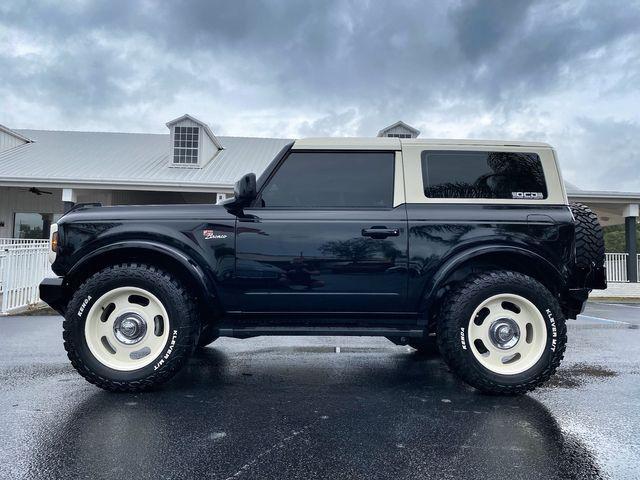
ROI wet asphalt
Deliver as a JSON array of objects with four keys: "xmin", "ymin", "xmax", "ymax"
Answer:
[{"xmin": 1, "ymin": 302, "xmax": 639, "ymax": 480}]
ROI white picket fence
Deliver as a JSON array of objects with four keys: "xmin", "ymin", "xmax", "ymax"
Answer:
[
  {"xmin": 0, "ymin": 239, "xmax": 52, "ymax": 314},
  {"xmin": 605, "ymin": 253, "xmax": 640, "ymax": 283},
  {"xmin": 605, "ymin": 253, "xmax": 629, "ymax": 282}
]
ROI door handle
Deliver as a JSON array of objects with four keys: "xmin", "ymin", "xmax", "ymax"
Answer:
[{"xmin": 361, "ymin": 227, "xmax": 400, "ymax": 239}]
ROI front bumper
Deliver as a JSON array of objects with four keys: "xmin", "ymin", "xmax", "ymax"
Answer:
[{"xmin": 39, "ymin": 277, "xmax": 68, "ymax": 315}]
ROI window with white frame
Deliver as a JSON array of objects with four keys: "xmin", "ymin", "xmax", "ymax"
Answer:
[
  {"xmin": 386, "ymin": 132, "xmax": 412, "ymax": 138},
  {"xmin": 173, "ymin": 126, "xmax": 199, "ymax": 164}
]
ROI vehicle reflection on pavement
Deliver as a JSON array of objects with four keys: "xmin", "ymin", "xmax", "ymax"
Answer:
[{"xmin": 24, "ymin": 341, "xmax": 601, "ymax": 480}]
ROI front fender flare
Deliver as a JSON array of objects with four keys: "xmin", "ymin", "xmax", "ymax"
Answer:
[{"xmin": 67, "ymin": 240, "xmax": 217, "ymax": 302}]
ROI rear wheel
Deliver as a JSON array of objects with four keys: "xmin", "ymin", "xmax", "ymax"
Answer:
[
  {"xmin": 63, "ymin": 263, "xmax": 199, "ymax": 392},
  {"xmin": 437, "ymin": 271, "xmax": 566, "ymax": 395}
]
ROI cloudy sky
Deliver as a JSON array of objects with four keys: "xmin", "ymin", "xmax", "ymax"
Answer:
[{"xmin": 1, "ymin": 0, "xmax": 639, "ymax": 191}]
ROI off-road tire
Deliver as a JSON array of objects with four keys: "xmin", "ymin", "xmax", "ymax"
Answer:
[
  {"xmin": 570, "ymin": 202, "xmax": 605, "ymax": 269},
  {"xmin": 437, "ymin": 270, "xmax": 567, "ymax": 395},
  {"xmin": 63, "ymin": 263, "xmax": 199, "ymax": 392}
]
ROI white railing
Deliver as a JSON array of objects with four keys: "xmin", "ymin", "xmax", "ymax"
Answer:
[
  {"xmin": 0, "ymin": 242, "xmax": 53, "ymax": 313},
  {"xmin": 0, "ymin": 238, "xmax": 50, "ymax": 247},
  {"xmin": 605, "ymin": 252, "xmax": 629, "ymax": 283}
]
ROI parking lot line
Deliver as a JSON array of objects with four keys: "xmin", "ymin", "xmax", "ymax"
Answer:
[
  {"xmin": 577, "ymin": 314, "xmax": 633, "ymax": 325},
  {"xmin": 595, "ymin": 302, "xmax": 640, "ymax": 309}
]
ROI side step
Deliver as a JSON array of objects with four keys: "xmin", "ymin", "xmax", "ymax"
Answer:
[{"xmin": 217, "ymin": 326, "xmax": 424, "ymax": 338}]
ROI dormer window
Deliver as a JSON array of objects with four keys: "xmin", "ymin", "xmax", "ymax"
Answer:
[
  {"xmin": 166, "ymin": 114, "xmax": 223, "ymax": 168},
  {"xmin": 386, "ymin": 133, "xmax": 412, "ymax": 138},
  {"xmin": 377, "ymin": 121, "xmax": 420, "ymax": 139},
  {"xmin": 173, "ymin": 126, "xmax": 199, "ymax": 164}
]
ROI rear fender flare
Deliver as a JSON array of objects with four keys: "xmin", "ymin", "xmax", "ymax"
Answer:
[{"xmin": 420, "ymin": 245, "xmax": 565, "ymax": 312}]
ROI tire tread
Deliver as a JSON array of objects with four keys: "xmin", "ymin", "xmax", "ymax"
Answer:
[
  {"xmin": 63, "ymin": 263, "xmax": 199, "ymax": 392},
  {"xmin": 570, "ymin": 202, "xmax": 605, "ymax": 268},
  {"xmin": 436, "ymin": 270, "xmax": 567, "ymax": 395}
]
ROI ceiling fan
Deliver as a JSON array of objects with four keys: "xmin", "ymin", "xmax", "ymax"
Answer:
[{"xmin": 22, "ymin": 187, "xmax": 53, "ymax": 196}]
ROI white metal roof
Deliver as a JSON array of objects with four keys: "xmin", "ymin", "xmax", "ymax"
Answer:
[
  {"xmin": 0, "ymin": 124, "xmax": 32, "ymax": 143},
  {"xmin": 0, "ymin": 129, "xmax": 291, "ymax": 192}
]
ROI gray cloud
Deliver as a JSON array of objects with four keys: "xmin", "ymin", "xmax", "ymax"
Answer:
[{"xmin": 0, "ymin": 0, "xmax": 639, "ymax": 190}]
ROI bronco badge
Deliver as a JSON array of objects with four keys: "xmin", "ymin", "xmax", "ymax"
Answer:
[{"xmin": 203, "ymin": 229, "xmax": 227, "ymax": 240}]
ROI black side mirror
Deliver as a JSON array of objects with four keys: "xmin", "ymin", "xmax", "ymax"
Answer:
[
  {"xmin": 223, "ymin": 173, "xmax": 257, "ymax": 213},
  {"xmin": 234, "ymin": 172, "xmax": 257, "ymax": 201}
]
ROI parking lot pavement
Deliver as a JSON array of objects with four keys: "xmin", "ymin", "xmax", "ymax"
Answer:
[{"xmin": 0, "ymin": 303, "xmax": 638, "ymax": 480}]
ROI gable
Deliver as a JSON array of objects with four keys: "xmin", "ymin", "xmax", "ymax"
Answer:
[
  {"xmin": 377, "ymin": 121, "xmax": 420, "ymax": 139},
  {"xmin": 0, "ymin": 124, "xmax": 31, "ymax": 153}
]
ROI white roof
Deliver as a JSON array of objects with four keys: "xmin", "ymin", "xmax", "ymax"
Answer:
[
  {"xmin": 293, "ymin": 137, "xmax": 552, "ymax": 149},
  {"xmin": 0, "ymin": 124, "xmax": 32, "ymax": 143},
  {"xmin": 293, "ymin": 137, "xmax": 400, "ymax": 150},
  {"xmin": 0, "ymin": 129, "xmax": 291, "ymax": 192}
]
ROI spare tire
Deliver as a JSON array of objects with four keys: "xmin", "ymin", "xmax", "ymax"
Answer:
[{"xmin": 570, "ymin": 202, "xmax": 605, "ymax": 269}]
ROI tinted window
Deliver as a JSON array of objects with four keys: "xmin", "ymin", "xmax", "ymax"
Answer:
[
  {"xmin": 261, "ymin": 151, "xmax": 394, "ymax": 208},
  {"xmin": 421, "ymin": 150, "xmax": 547, "ymax": 199}
]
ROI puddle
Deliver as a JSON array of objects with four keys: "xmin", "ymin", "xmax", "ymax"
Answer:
[{"xmin": 543, "ymin": 363, "xmax": 617, "ymax": 389}]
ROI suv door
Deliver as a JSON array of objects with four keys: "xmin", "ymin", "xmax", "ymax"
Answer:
[{"xmin": 230, "ymin": 149, "xmax": 408, "ymax": 313}]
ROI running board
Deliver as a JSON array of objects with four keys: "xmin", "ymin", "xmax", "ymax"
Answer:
[{"xmin": 217, "ymin": 326, "xmax": 424, "ymax": 338}]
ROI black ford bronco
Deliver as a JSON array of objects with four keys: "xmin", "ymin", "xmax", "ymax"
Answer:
[{"xmin": 40, "ymin": 137, "xmax": 606, "ymax": 394}]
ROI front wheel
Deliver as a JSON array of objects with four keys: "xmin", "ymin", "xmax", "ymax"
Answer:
[
  {"xmin": 63, "ymin": 263, "xmax": 199, "ymax": 392},
  {"xmin": 437, "ymin": 271, "xmax": 566, "ymax": 395}
]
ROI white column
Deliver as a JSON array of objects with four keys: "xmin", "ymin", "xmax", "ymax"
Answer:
[
  {"xmin": 216, "ymin": 193, "xmax": 227, "ymax": 204},
  {"xmin": 623, "ymin": 204, "xmax": 639, "ymax": 283},
  {"xmin": 62, "ymin": 188, "xmax": 77, "ymax": 213}
]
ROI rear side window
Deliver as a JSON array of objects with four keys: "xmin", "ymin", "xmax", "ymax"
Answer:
[
  {"xmin": 421, "ymin": 150, "xmax": 547, "ymax": 200},
  {"xmin": 260, "ymin": 151, "xmax": 394, "ymax": 208}
]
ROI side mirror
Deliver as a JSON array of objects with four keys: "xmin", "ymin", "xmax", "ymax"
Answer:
[
  {"xmin": 234, "ymin": 172, "xmax": 257, "ymax": 201},
  {"xmin": 223, "ymin": 173, "xmax": 257, "ymax": 213}
]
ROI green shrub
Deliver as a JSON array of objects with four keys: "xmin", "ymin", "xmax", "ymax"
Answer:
[{"xmin": 603, "ymin": 224, "xmax": 640, "ymax": 253}]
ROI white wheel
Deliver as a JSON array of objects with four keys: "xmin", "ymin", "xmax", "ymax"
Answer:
[
  {"xmin": 467, "ymin": 293, "xmax": 547, "ymax": 375},
  {"xmin": 84, "ymin": 286, "xmax": 170, "ymax": 371}
]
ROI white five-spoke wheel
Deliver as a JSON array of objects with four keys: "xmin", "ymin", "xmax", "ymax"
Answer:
[
  {"xmin": 467, "ymin": 293, "xmax": 547, "ymax": 375},
  {"xmin": 65, "ymin": 264, "xmax": 198, "ymax": 392},
  {"xmin": 84, "ymin": 286, "xmax": 170, "ymax": 371}
]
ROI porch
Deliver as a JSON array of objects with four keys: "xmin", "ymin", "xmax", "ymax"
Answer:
[{"xmin": 0, "ymin": 186, "xmax": 221, "ymax": 238}]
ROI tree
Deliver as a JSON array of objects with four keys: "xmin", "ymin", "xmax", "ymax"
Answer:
[{"xmin": 603, "ymin": 224, "xmax": 640, "ymax": 253}]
